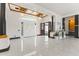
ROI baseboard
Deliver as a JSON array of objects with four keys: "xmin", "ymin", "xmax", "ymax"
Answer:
[
  {"xmin": 10, "ymin": 37, "xmax": 20, "ymax": 40},
  {"xmin": 0, "ymin": 45, "xmax": 10, "ymax": 53},
  {"xmin": 37, "ymin": 34, "xmax": 46, "ymax": 36}
]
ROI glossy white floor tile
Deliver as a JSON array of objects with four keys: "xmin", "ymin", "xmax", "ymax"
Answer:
[{"xmin": 0, "ymin": 36, "xmax": 79, "ymax": 56}]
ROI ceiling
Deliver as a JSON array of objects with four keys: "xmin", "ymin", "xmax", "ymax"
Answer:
[{"xmin": 37, "ymin": 3, "xmax": 79, "ymax": 16}]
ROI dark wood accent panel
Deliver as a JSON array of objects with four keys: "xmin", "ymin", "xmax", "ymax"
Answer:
[
  {"xmin": 0, "ymin": 3, "xmax": 6, "ymax": 35},
  {"xmin": 40, "ymin": 30, "xmax": 45, "ymax": 35},
  {"xmin": 48, "ymin": 22, "xmax": 52, "ymax": 37},
  {"xmin": 40, "ymin": 23, "xmax": 45, "ymax": 35},
  {"xmin": 62, "ymin": 18, "xmax": 65, "ymax": 30},
  {"xmin": 52, "ymin": 16, "xmax": 54, "ymax": 31},
  {"xmin": 75, "ymin": 15, "xmax": 78, "ymax": 38}
]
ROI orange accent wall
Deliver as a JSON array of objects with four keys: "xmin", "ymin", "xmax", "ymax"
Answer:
[{"xmin": 69, "ymin": 16, "xmax": 75, "ymax": 32}]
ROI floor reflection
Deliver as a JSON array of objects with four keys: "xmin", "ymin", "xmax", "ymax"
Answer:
[
  {"xmin": 45, "ymin": 36, "xmax": 48, "ymax": 48},
  {"xmin": 34, "ymin": 36, "xmax": 37, "ymax": 48},
  {"xmin": 0, "ymin": 36, "xmax": 79, "ymax": 56}
]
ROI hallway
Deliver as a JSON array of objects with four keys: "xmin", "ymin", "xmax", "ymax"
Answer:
[{"xmin": 0, "ymin": 36, "xmax": 79, "ymax": 56}]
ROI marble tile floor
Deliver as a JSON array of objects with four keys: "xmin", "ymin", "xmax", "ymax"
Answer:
[{"xmin": 0, "ymin": 36, "xmax": 79, "ymax": 56}]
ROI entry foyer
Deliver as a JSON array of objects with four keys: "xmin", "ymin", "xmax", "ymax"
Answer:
[{"xmin": 0, "ymin": 3, "xmax": 79, "ymax": 56}]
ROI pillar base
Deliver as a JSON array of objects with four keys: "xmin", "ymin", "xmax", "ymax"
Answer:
[{"xmin": 0, "ymin": 45, "xmax": 10, "ymax": 53}]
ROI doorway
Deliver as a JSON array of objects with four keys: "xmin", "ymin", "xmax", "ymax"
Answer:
[
  {"xmin": 45, "ymin": 23, "xmax": 49, "ymax": 35},
  {"xmin": 19, "ymin": 18, "xmax": 36, "ymax": 38},
  {"xmin": 45, "ymin": 23, "xmax": 48, "ymax": 35},
  {"xmin": 40, "ymin": 22, "xmax": 52, "ymax": 36}
]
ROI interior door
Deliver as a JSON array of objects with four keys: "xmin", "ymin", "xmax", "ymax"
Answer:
[{"xmin": 20, "ymin": 20, "xmax": 36, "ymax": 38}]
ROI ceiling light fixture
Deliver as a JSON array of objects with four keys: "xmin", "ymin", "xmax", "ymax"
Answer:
[{"xmin": 8, "ymin": 3, "xmax": 47, "ymax": 18}]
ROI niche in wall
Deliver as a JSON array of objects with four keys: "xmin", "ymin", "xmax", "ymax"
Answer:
[
  {"xmin": 69, "ymin": 16, "xmax": 75, "ymax": 32},
  {"xmin": 62, "ymin": 15, "xmax": 79, "ymax": 38},
  {"xmin": 68, "ymin": 16, "xmax": 75, "ymax": 36}
]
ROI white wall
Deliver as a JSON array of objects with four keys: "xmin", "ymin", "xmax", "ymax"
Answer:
[
  {"xmin": 6, "ymin": 3, "xmax": 61, "ymax": 38},
  {"xmin": 16, "ymin": 3, "xmax": 62, "ymax": 32},
  {"xmin": 6, "ymin": 4, "xmax": 20, "ymax": 38},
  {"xmin": 6, "ymin": 3, "xmax": 43, "ymax": 38}
]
